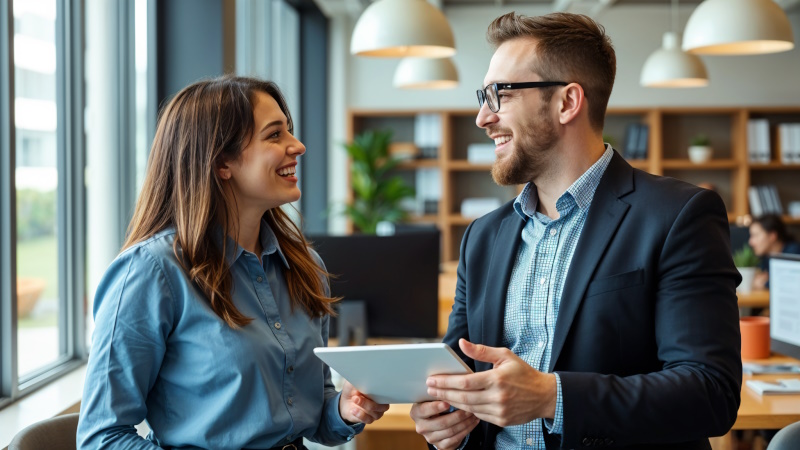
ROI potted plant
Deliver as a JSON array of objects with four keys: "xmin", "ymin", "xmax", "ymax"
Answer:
[
  {"xmin": 343, "ymin": 130, "xmax": 416, "ymax": 234},
  {"xmin": 688, "ymin": 134, "xmax": 713, "ymax": 163},
  {"xmin": 733, "ymin": 245, "xmax": 760, "ymax": 294}
]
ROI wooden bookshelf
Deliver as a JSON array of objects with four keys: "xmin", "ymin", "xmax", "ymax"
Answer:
[{"xmin": 348, "ymin": 107, "xmax": 800, "ymax": 263}]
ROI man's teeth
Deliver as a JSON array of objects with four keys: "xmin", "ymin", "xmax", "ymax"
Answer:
[
  {"xmin": 278, "ymin": 167, "xmax": 296, "ymax": 177},
  {"xmin": 494, "ymin": 136, "xmax": 511, "ymax": 146}
]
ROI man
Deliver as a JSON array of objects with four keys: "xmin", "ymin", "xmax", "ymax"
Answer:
[{"xmin": 410, "ymin": 12, "xmax": 742, "ymax": 450}]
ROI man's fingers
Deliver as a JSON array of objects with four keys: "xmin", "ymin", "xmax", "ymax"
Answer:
[
  {"xmin": 427, "ymin": 385, "xmax": 495, "ymax": 408},
  {"xmin": 427, "ymin": 371, "xmax": 490, "ymax": 390},
  {"xmin": 410, "ymin": 401, "xmax": 450, "ymax": 420},
  {"xmin": 459, "ymin": 338, "xmax": 509, "ymax": 365},
  {"xmin": 428, "ymin": 415, "xmax": 480, "ymax": 450}
]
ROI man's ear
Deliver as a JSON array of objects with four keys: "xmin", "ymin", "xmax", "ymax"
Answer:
[{"xmin": 557, "ymin": 83, "xmax": 585, "ymax": 126}]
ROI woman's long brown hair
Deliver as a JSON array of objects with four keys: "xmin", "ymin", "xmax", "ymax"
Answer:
[{"xmin": 124, "ymin": 75, "xmax": 337, "ymax": 327}]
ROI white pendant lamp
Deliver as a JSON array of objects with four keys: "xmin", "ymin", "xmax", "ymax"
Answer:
[
  {"xmin": 683, "ymin": 0, "xmax": 794, "ymax": 55},
  {"xmin": 641, "ymin": 0, "xmax": 708, "ymax": 88},
  {"xmin": 350, "ymin": 0, "xmax": 456, "ymax": 58},
  {"xmin": 641, "ymin": 32, "xmax": 709, "ymax": 87},
  {"xmin": 394, "ymin": 57, "xmax": 459, "ymax": 89}
]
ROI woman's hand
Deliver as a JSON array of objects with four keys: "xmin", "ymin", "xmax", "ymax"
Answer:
[{"xmin": 338, "ymin": 381, "xmax": 390, "ymax": 425}]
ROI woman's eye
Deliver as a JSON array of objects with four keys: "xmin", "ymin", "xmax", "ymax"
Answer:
[{"xmin": 268, "ymin": 131, "xmax": 281, "ymax": 139}]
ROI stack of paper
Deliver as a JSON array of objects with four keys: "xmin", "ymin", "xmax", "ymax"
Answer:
[{"xmin": 745, "ymin": 379, "xmax": 800, "ymax": 395}]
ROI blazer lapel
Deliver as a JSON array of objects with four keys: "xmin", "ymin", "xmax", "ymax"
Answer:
[
  {"xmin": 481, "ymin": 211, "xmax": 526, "ymax": 354},
  {"xmin": 549, "ymin": 152, "xmax": 634, "ymax": 372}
]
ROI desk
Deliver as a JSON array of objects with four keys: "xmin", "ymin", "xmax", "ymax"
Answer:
[
  {"xmin": 738, "ymin": 289, "xmax": 770, "ymax": 309},
  {"xmin": 733, "ymin": 355, "xmax": 800, "ymax": 430}
]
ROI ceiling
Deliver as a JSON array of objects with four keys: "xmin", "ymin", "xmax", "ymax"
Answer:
[
  {"xmin": 315, "ymin": 0, "xmax": 799, "ymax": 19},
  {"xmin": 442, "ymin": 0, "xmax": 703, "ymax": 4}
]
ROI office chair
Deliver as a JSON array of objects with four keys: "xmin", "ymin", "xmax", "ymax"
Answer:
[
  {"xmin": 767, "ymin": 420, "xmax": 800, "ymax": 450},
  {"xmin": 8, "ymin": 412, "xmax": 79, "ymax": 450}
]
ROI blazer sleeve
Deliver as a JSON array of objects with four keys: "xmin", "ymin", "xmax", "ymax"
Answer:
[{"xmin": 556, "ymin": 189, "xmax": 742, "ymax": 448}]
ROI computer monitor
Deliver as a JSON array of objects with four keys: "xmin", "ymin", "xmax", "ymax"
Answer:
[
  {"xmin": 729, "ymin": 225, "xmax": 750, "ymax": 254},
  {"xmin": 769, "ymin": 253, "xmax": 800, "ymax": 360},
  {"xmin": 308, "ymin": 230, "xmax": 440, "ymax": 342}
]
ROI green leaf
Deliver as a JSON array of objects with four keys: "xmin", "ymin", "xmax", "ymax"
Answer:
[{"xmin": 340, "ymin": 129, "xmax": 416, "ymax": 234}]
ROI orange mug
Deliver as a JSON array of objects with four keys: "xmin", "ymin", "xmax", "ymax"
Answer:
[{"xmin": 740, "ymin": 316, "xmax": 771, "ymax": 360}]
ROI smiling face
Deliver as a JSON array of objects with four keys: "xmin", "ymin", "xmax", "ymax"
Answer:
[
  {"xmin": 476, "ymin": 38, "xmax": 561, "ymax": 186},
  {"xmin": 222, "ymin": 91, "xmax": 306, "ymax": 214}
]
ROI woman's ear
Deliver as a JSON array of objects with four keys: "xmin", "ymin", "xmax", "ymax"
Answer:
[{"xmin": 216, "ymin": 162, "xmax": 232, "ymax": 181}]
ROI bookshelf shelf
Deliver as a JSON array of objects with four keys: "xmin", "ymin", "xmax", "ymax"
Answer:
[
  {"xmin": 448, "ymin": 161, "xmax": 493, "ymax": 171},
  {"xmin": 395, "ymin": 159, "xmax": 440, "ymax": 170},
  {"xmin": 447, "ymin": 215, "xmax": 476, "ymax": 226},
  {"xmin": 748, "ymin": 163, "xmax": 800, "ymax": 170},
  {"xmin": 784, "ymin": 217, "xmax": 800, "ymax": 225},
  {"xmin": 661, "ymin": 159, "xmax": 739, "ymax": 170},
  {"xmin": 406, "ymin": 214, "xmax": 439, "ymax": 223},
  {"xmin": 348, "ymin": 107, "xmax": 800, "ymax": 262}
]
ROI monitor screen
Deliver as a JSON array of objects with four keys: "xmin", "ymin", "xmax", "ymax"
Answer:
[
  {"xmin": 308, "ymin": 231, "xmax": 440, "ymax": 340},
  {"xmin": 769, "ymin": 254, "xmax": 800, "ymax": 360}
]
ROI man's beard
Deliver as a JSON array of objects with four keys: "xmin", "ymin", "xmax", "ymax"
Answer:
[{"xmin": 491, "ymin": 105, "xmax": 559, "ymax": 186}]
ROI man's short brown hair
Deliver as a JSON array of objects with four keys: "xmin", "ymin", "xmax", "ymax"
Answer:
[{"xmin": 487, "ymin": 12, "xmax": 616, "ymax": 132}]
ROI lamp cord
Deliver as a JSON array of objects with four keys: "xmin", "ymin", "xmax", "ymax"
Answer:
[{"xmin": 672, "ymin": 0, "xmax": 679, "ymax": 34}]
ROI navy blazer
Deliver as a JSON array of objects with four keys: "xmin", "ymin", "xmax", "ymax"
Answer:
[{"xmin": 442, "ymin": 152, "xmax": 742, "ymax": 450}]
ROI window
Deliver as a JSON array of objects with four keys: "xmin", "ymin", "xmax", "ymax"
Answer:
[{"xmin": 1, "ymin": 0, "xmax": 149, "ymax": 407}]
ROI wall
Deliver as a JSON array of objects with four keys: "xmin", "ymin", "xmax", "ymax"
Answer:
[{"xmin": 326, "ymin": 4, "xmax": 800, "ymax": 232}]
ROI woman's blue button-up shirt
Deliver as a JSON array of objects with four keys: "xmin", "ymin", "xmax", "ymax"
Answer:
[{"xmin": 77, "ymin": 222, "xmax": 362, "ymax": 449}]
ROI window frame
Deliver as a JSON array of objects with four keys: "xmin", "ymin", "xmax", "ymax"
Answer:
[{"xmin": 1, "ymin": 0, "xmax": 86, "ymax": 408}]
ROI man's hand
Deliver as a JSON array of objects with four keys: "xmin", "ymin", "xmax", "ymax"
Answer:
[
  {"xmin": 339, "ymin": 381, "xmax": 390, "ymax": 425},
  {"xmin": 425, "ymin": 339, "xmax": 557, "ymax": 427},
  {"xmin": 410, "ymin": 400, "xmax": 479, "ymax": 450}
]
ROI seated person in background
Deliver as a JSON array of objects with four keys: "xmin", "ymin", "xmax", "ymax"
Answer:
[
  {"xmin": 749, "ymin": 214, "xmax": 800, "ymax": 289},
  {"xmin": 77, "ymin": 75, "xmax": 388, "ymax": 450}
]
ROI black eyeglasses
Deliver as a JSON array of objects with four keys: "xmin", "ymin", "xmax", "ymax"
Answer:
[{"xmin": 477, "ymin": 81, "xmax": 568, "ymax": 113}]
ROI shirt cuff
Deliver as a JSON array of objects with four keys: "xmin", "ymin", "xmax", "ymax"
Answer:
[
  {"xmin": 328, "ymin": 392, "xmax": 365, "ymax": 440},
  {"xmin": 543, "ymin": 372, "xmax": 564, "ymax": 435}
]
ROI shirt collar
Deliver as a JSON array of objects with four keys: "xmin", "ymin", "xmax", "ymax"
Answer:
[
  {"xmin": 513, "ymin": 144, "xmax": 614, "ymax": 220},
  {"xmin": 220, "ymin": 219, "xmax": 291, "ymax": 269}
]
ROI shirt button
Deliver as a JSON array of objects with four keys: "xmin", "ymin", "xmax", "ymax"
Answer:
[
  {"xmin": 288, "ymin": 365, "xmax": 294, "ymax": 373},
  {"xmin": 287, "ymin": 397, "xmax": 293, "ymax": 405},
  {"xmin": 539, "ymin": 277, "xmax": 546, "ymax": 285},
  {"xmin": 538, "ymin": 341, "xmax": 544, "ymax": 348},
  {"xmin": 550, "ymin": 228, "xmax": 557, "ymax": 236},
  {"xmin": 274, "ymin": 322, "xmax": 282, "ymax": 329},
  {"xmin": 526, "ymin": 437, "xmax": 533, "ymax": 445},
  {"xmin": 256, "ymin": 276, "xmax": 263, "ymax": 283}
]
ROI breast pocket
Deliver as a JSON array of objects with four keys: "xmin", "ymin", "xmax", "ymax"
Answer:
[{"xmin": 585, "ymin": 268, "xmax": 645, "ymax": 298}]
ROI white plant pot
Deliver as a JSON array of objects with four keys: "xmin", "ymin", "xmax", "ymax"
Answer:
[
  {"xmin": 688, "ymin": 145, "xmax": 713, "ymax": 163},
  {"xmin": 737, "ymin": 267, "xmax": 756, "ymax": 294}
]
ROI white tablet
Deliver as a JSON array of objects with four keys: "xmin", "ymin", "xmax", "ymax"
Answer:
[{"xmin": 314, "ymin": 343, "xmax": 473, "ymax": 404}]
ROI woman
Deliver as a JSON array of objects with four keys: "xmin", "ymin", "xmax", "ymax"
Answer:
[
  {"xmin": 749, "ymin": 214, "xmax": 800, "ymax": 290},
  {"xmin": 77, "ymin": 75, "xmax": 388, "ymax": 449}
]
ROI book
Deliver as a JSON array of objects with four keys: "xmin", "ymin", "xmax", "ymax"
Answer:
[
  {"xmin": 635, "ymin": 124, "xmax": 649, "ymax": 159},
  {"xmin": 623, "ymin": 124, "xmax": 640, "ymax": 159},
  {"xmin": 749, "ymin": 186, "xmax": 763, "ymax": 217},
  {"xmin": 743, "ymin": 363, "xmax": 800, "ymax": 375},
  {"xmin": 745, "ymin": 379, "xmax": 800, "ymax": 395}
]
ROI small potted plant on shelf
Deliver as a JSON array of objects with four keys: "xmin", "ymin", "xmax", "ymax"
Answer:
[
  {"xmin": 688, "ymin": 134, "xmax": 713, "ymax": 163},
  {"xmin": 342, "ymin": 130, "xmax": 416, "ymax": 234},
  {"xmin": 733, "ymin": 245, "xmax": 760, "ymax": 295}
]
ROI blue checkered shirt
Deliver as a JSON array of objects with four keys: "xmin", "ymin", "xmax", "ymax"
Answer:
[{"xmin": 495, "ymin": 146, "xmax": 613, "ymax": 449}]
